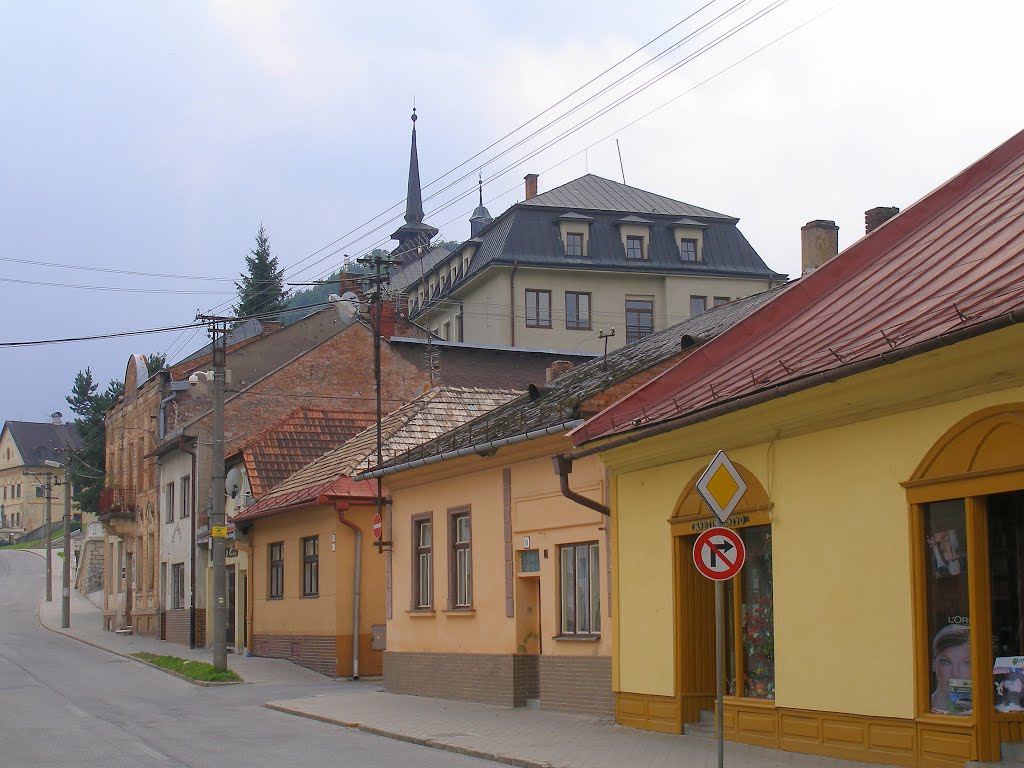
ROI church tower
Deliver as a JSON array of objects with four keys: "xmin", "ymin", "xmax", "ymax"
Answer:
[{"xmin": 391, "ymin": 109, "xmax": 439, "ymax": 264}]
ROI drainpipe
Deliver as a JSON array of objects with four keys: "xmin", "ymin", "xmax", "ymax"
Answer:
[
  {"xmin": 552, "ymin": 455, "xmax": 609, "ymax": 517},
  {"xmin": 509, "ymin": 262, "xmax": 518, "ymax": 346},
  {"xmin": 331, "ymin": 499, "xmax": 362, "ymax": 680},
  {"xmin": 178, "ymin": 437, "xmax": 198, "ymax": 648},
  {"xmin": 158, "ymin": 395, "xmax": 174, "ymax": 440}
]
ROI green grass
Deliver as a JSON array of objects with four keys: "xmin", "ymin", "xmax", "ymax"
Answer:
[
  {"xmin": 131, "ymin": 653, "xmax": 242, "ymax": 682},
  {"xmin": 3, "ymin": 526, "xmax": 79, "ymax": 550}
]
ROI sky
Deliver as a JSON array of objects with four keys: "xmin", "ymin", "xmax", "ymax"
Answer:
[{"xmin": 2, "ymin": 0, "xmax": 1023, "ymax": 422}]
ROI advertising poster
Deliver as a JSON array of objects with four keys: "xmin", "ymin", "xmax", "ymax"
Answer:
[
  {"xmin": 994, "ymin": 656, "xmax": 1024, "ymax": 713},
  {"xmin": 930, "ymin": 624, "xmax": 971, "ymax": 714}
]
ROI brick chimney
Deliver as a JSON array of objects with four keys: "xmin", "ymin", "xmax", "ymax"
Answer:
[
  {"xmin": 524, "ymin": 173, "xmax": 539, "ymax": 201},
  {"xmin": 865, "ymin": 206, "xmax": 900, "ymax": 234},
  {"xmin": 337, "ymin": 271, "xmax": 362, "ymax": 298},
  {"xmin": 377, "ymin": 300, "xmax": 396, "ymax": 340},
  {"xmin": 545, "ymin": 360, "xmax": 574, "ymax": 382},
  {"xmin": 801, "ymin": 220, "xmax": 839, "ymax": 274}
]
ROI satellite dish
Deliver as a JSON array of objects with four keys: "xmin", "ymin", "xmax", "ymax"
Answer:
[
  {"xmin": 225, "ymin": 466, "xmax": 244, "ymax": 499},
  {"xmin": 329, "ymin": 291, "xmax": 360, "ymax": 320}
]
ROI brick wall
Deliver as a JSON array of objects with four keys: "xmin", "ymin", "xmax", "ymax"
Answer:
[
  {"xmin": 540, "ymin": 655, "xmax": 614, "ymax": 717},
  {"xmin": 384, "ymin": 652, "xmax": 540, "ymax": 707},
  {"xmin": 163, "ymin": 608, "xmax": 200, "ymax": 646},
  {"xmin": 253, "ymin": 634, "xmax": 336, "ymax": 677}
]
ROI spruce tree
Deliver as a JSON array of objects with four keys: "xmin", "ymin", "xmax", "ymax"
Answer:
[
  {"xmin": 234, "ymin": 225, "xmax": 288, "ymax": 320},
  {"xmin": 65, "ymin": 369, "xmax": 123, "ymax": 516}
]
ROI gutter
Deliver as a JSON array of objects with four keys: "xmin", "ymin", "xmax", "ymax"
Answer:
[
  {"xmin": 328, "ymin": 499, "xmax": 362, "ymax": 681},
  {"xmin": 552, "ymin": 455, "xmax": 609, "ymax": 516},
  {"xmin": 177, "ymin": 437, "xmax": 198, "ymax": 649},
  {"xmin": 358, "ymin": 419, "xmax": 584, "ymax": 480},
  {"xmin": 570, "ymin": 307, "xmax": 1024, "ymax": 461}
]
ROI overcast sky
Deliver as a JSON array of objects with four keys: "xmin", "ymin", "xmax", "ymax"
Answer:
[{"xmin": 2, "ymin": 0, "xmax": 1022, "ymax": 423}]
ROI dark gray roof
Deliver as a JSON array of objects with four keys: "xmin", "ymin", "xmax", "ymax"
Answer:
[
  {"xmin": 376, "ymin": 286, "xmax": 785, "ymax": 469},
  {"xmin": 389, "ymin": 245, "xmax": 453, "ymax": 293},
  {"xmin": 3, "ymin": 421, "xmax": 82, "ymax": 467},
  {"xmin": 521, "ymin": 174, "xmax": 732, "ymax": 218}
]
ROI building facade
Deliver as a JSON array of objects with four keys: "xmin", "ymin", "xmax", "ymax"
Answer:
[{"xmin": 0, "ymin": 417, "xmax": 80, "ymax": 537}]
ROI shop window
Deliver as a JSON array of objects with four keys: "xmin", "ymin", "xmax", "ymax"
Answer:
[
  {"xmin": 924, "ymin": 499, "xmax": 971, "ymax": 715},
  {"xmin": 990, "ymin": 491, "xmax": 1024, "ymax": 712},
  {"xmin": 724, "ymin": 525, "xmax": 774, "ymax": 698},
  {"xmin": 560, "ymin": 541, "xmax": 600, "ymax": 636}
]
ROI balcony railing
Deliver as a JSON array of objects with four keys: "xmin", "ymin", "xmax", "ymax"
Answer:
[{"xmin": 99, "ymin": 486, "xmax": 138, "ymax": 518}]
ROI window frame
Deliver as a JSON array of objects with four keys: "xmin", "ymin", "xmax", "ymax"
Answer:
[
  {"xmin": 448, "ymin": 507, "xmax": 473, "ymax": 610},
  {"xmin": 559, "ymin": 541, "xmax": 601, "ymax": 637},
  {"xmin": 411, "ymin": 513, "xmax": 434, "ymax": 610},
  {"xmin": 268, "ymin": 541, "xmax": 284, "ymax": 599},
  {"xmin": 302, "ymin": 535, "xmax": 319, "ymax": 598},
  {"xmin": 680, "ymin": 238, "xmax": 698, "ymax": 262},
  {"xmin": 713, "ymin": 296, "xmax": 730, "ymax": 307},
  {"xmin": 625, "ymin": 234, "xmax": 645, "ymax": 260},
  {"xmin": 525, "ymin": 289, "xmax": 552, "ymax": 329},
  {"xmin": 165, "ymin": 481, "xmax": 175, "ymax": 524},
  {"xmin": 689, "ymin": 295, "xmax": 707, "ymax": 317},
  {"xmin": 565, "ymin": 291, "xmax": 592, "ymax": 331},
  {"xmin": 565, "ymin": 231, "xmax": 584, "ymax": 257},
  {"xmin": 171, "ymin": 562, "xmax": 185, "ymax": 609},
  {"xmin": 180, "ymin": 475, "xmax": 191, "ymax": 518},
  {"xmin": 625, "ymin": 298, "xmax": 654, "ymax": 344}
]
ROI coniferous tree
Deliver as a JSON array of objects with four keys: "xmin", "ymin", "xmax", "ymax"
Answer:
[
  {"xmin": 65, "ymin": 370, "xmax": 123, "ymax": 516},
  {"xmin": 234, "ymin": 225, "xmax": 288, "ymax": 320},
  {"xmin": 145, "ymin": 352, "xmax": 167, "ymax": 376}
]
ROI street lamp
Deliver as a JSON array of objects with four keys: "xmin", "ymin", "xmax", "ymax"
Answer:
[{"xmin": 45, "ymin": 458, "xmax": 71, "ymax": 628}]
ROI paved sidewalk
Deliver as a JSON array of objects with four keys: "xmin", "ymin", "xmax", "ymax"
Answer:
[
  {"xmin": 29, "ymin": 548, "xmax": 328, "ymax": 685},
  {"xmin": 267, "ymin": 691, "xmax": 877, "ymax": 768}
]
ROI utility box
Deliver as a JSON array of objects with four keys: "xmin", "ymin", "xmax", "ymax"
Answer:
[{"xmin": 371, "ymin": 624, "xmax": 386, "ymax": 651}]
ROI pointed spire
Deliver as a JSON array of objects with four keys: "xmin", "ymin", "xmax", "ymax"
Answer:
[
  {"xmin": 470, "ymin": 170, "xmax": 493, "ymax": 238},
  {"xmin": 405, "ymin": 108, "xmax": 424, "ymax": 225}
]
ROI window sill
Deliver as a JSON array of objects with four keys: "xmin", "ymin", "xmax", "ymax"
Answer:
[
  {"xmin": 443, "ymin": 608, "xmax": 476, "ymax": 616},
  {"xmin": 525, "ymin": 325, "xmax": 552, "ymax": 330},
  {"xmin": 268, "ymin": 596, "xmax": 284, "ymax": 600},
  {"xmin": 566, "ymin": 326, "xmax": 592, "ymax": 332},
  {"xmin": 553, "ymin": 634, "xmax": 601, "ymax": 642},
  {"xmin": 406, "ymin": 609, "xmax": 436, "ymax": 617},
  {"xmin": 301, "ymin": 594, "xmax": 319, "ymax": 599}
]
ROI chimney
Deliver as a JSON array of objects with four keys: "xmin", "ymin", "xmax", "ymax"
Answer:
[
  {"xmin": 337, "ymin": 271, "xmax": 362, "ymax": 298},
  {"xmin": 50, "ymin": 411, "xmax": 62, "ymax": 426},
  {"xmin": 545, "ymin": 360, "xmax": 574, "ymax": 382},
  {"xmin": 524, "ymin": 173, "xmax": 539, "ymax": 201},
  {"xmin": 801, "ymin": 220, "xmax": 839, "ymax": 274},
  {"xmin": 865, "ymin": 206, "xmax": 900, "ymax": 235},
  {"xmin": 377, "ymin": 300, "xmax": 396, "ymax": 340}
]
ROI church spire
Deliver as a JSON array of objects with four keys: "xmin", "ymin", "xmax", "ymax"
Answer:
[
  {"xmin": 469, "ymin": 171, "xmax": 493, "ymax": 238},
  {"xmin": 392, "ymin": 108, "xmax": 438, "ymax": 263}
]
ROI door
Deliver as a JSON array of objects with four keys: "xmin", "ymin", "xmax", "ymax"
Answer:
[
  {"xmin": 516, "ymin": 576, "xmax": 541, "ymax": 655},
  {"xmin": 678, "ymin": 534, "xmax": 716, "ymax": 724},
  {"xmin": 226, "ymin": 565, "xmax": 236, "ymax": 648},
  {"xmin": 240, "ymin": 571, "xmax": 248, "ymax": 649}
]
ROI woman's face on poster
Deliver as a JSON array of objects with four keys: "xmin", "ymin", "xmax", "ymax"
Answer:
[{"xmin": 934, "ymin": 642, "xmax": 971, "ymax": 691}]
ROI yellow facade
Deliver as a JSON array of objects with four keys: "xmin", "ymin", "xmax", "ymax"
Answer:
[
  {"xmin": 248, "ymin": 502, "xmax": 386, "ymax": 676},
  {"xmin": 601, "ymin": 324, "xmax": 1024, "ymax": 766},
  {"xmin": 0, "ymin": 427, "xmax": 75, "ymax": 535}
]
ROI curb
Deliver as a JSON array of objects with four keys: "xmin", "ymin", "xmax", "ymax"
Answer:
[{"xmin": 264, "ymin": 703, "xmax": 554, "ymax": 768}]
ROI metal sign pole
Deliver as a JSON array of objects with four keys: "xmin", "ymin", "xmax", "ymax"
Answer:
[{"xmin": 716, "ymin": 579, "xmax": 724, "ymax": 768}]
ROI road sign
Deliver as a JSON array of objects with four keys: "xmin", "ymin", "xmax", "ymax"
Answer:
[
  {"xmin": 372, "ymin": 512, "xmax": 383, "ymax": 540},
  {"xmin": 696, "ymin": 450, "xmax": 747, "ymax": 523},
  {"xmin": 210, "ymin": 525, "xmax": 228, "ymax": 538},
  {"xmin": 693, "ymin": 526, "xmax": 745, "ymax": 581}
]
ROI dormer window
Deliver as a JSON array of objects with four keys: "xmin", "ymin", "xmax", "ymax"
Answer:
[
  {"xmin": 672, "ymin": 218, "xmax": 707, "ymax": 263},
  {"xmin": 566, "ymin": 232, "xmax": 584, "ymax": 257},
  {"xmin": 626, "ymin": 235, "xmax": 645, "ymax": 260},
  {"xmin": 680, "ymin": 238, "xmax": 697, "ymax": 261}
]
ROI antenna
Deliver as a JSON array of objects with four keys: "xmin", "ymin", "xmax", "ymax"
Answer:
[{"xmin": 616, "ymin": 140, "xmax": 626, "ymax": 184}]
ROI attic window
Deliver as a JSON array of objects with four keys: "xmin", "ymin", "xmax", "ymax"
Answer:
[
  {"xmin": 566, "ymin": 232, "xmax": 584, "ymax": 257},
  {"xmin": 626, "ymin": 235, "xmax": 645, "ymax": 260},
  {"xmin": 681, "ymin": 238, "xmax": 697, "ymax": 262}
]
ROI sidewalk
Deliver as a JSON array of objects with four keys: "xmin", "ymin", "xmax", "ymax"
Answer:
[{"xmin": 32, "ymin": 549, "xmax": 328, "ymax": 685}]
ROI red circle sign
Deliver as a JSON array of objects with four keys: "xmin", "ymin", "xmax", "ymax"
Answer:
[
  {"xmin": 693, "ymin": 527, "xmax": 745, "ymax": 581},
  {"xmin": 372, "ymin": 512, "xmax": 383, "ymax": 540}
]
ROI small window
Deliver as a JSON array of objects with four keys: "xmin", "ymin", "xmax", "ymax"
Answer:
[
  {"xmin": 180, "ymin": 476, "xmax": 191, "ymax": 518},
  {"xmin": 566, "ymin": 232, "xmax": 584, "ymax": 257},
  {"xmin": 520, "ymin": 549, "xmax": 541, "ymax": 573},
  {"xmin": 560, "ymin": 542, "xmax": 601, "ymax": 636},
  {"xmin": 16, "ymin": 483, "xmax": 20, "ymax": 498},
  {"xmin": 625, "ymin": 235, "xmax": 645, "ymax": 260},
  {"xmin": 36, "ymin": 485, "xmax": 45, "ymax": 498},
  {"xmin": 413, "ymin": 517, "xmax": 433, "ymax": 609},
  {"xmin": 269, "ymin": 542, "xmax": 284, "ymax": 599},
  {"xmin": 690, "ymin": 295, "xmax": 707, "ymax": 317},
  {"xmin": 525, "ymin": 289, "xmax": 552, "ymax": 329},
  {"xmin": 565, "ymin": 291, "xmax": 592, "ymax": 330},
  {"xmin": 449, "ymin": 510, "xmax": 472, "ymax": 609},
  {"xmin": 625, "ymin": 299, "xmax": 654, "ymax": 344},
  {"xmin": 681, "ymin": 238, "xmax": 698, "ymax": 262},
  {"xmin": 171, "ymin": 562, "xmax": 185, "ymax": 609},
  {"xmin": 713, "ymin": 296, "xmax": 730, "ymax": 307},
  {"xmin": 165, "ymin": 482, "xmax": 175, "ymax": 524},
  {"xmin": 303, "ymin": 536, "xmax": 319, "ymax": 597},
  {"xmin": 441, "ymin": 321, "xmax": 451, "ymax": 341}
]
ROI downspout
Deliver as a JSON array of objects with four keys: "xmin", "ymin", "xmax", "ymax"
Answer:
[
  {"xmin": 158, "ymin": 395, "xmax": 174, "ymax": 440},
  {"xmin": 333, "ymin": 500, "xmax": 362, "ymax": 680},
  {"xmin": 552, "ymin": 455, "xmax": 609, "ymax": 517},
  {"xmin": 509, "ymin": 262, "xmax": 518, "ymax": 346},
  {"xmin": 178, "ymin": 437, "xmax": 198, "ymax": 649}
]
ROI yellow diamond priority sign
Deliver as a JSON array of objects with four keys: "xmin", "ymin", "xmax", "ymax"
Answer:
[{"xmin": 696, "ymin": 450, "xmax": 747, "ymax": 523}]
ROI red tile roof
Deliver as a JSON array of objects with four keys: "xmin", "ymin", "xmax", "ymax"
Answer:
[
  {"xmin": 237, "ymin": 407, "xmax": 376, "ymax": 496},
  {"xmin": 573, "ymin": 129, "xmax": 1024, "ymax": 444}
]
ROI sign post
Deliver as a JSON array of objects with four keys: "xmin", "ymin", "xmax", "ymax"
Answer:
[{"xmin": 694, "ymin": 450, "xmax": 748, "ymax": 768}]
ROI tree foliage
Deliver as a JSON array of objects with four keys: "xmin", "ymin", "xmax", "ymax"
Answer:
[
  {"xmin": 145, "ymin": 353, "xmax": 167, "ymax": 376},
  {"xmin": 235, "ymin": 225, "xmax": 288, "ymax": 320},
  {"xmin": 66, "ymin": 369, "xmax": 123, "ymax": 516}
]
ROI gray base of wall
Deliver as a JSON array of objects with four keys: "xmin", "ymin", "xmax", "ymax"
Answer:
[
  {"xmin": 540, "ymin": 655, "xmax": 613, "ymax": 717},
  {"xmin": 385, "ymin": 651, "xmax": 538, "ymax": 707},
  {"xmin": 253, "ymin": 634, "xmax": 336, "ymax": 677}
]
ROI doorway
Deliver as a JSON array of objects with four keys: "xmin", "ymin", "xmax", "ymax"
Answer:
[
  {"xmin": 678, "ymin": 534, "xmax": 715, "ymax": 724},
  {"xmin": 226, "ymin": 565, "xmax": 236, "ymax": 648}
]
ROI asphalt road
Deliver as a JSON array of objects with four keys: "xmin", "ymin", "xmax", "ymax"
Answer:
[{"xmin": 0, "ymin": 550, "xmax": 499, "ymax": 768}]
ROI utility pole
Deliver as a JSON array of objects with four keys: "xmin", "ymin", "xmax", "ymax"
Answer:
[
  {"xmin": 197, "ymin": 313, "xmax": 229, "ymax": 672},
  {"xmin": 44, "ymin": 473, "xmax": 53, "ymax": 602},
  {"xmin": 62, "ymin": 463, "xmax": 72, "ymax": 628}
]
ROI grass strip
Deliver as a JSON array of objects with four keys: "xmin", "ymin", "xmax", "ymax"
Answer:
[{"xmin": 131, "ymin": 652, "xmax": 242, "ymax": 682}]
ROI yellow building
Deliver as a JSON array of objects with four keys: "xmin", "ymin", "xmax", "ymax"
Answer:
[
  {"xmin": 366, "ymin": 291, "xmax": 779, "ymax": 713},
  {"xmin": 233, "ymin": 386, "xmax": 517, "ymax": 677},
  {"xmin": 567, "ymin": 130, "xmax": 1024, "ymax": 766}
]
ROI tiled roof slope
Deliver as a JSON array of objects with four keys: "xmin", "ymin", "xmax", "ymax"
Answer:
[
  {"xmin": 238, "ymin": 408, "xmax": 376, "ymax": 496},
  {"xmin": 374, "ymin": 287, "xmax": 784, "ymax": 471},
  {"xmin": 4, "ymin": 421, "xmax": 82, "ymax": 466},
  {"xmin": 573, "ymin": 129, "xmax": 1024, "ymax": 443},
  {"xmin": 521, "ymin": 174, "xmax": 732, "ymax": 218},
  {"xmin": 234, "ymin": 386, "xmax": 519, "ymax": 522}
]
